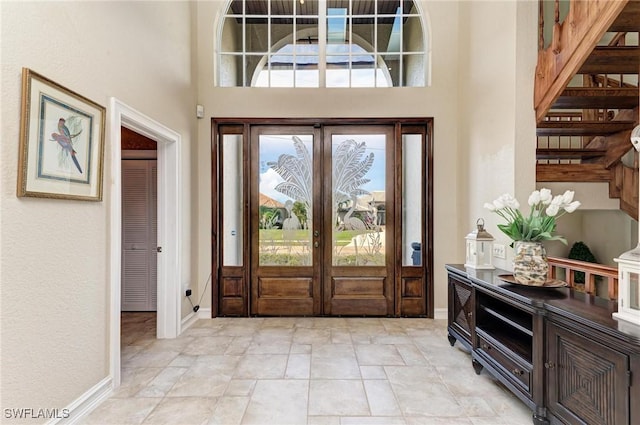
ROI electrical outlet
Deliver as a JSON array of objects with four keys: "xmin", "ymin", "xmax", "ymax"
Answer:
[
  {"xmin": 185, "ymin": 289, "xmax": 192, "ymax": 297},
  {"xmin": 493, "ymin": 244, "xmax": 506, "ymax": 259}
]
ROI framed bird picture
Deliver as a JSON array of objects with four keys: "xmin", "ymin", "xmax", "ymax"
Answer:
[{"xmin": 17, "ymin": 68, "xmax": 105, "ymax": 201}]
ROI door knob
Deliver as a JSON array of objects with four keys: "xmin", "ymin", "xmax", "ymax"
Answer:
[
  {"xmin": 156, "ymin": 247, "xmax": 163, "ymax": 253},
  {"xmin": 314, "ymin": 241, "xmax": 319, "ymax": 248},
  {"xmin": 314, "ymin": 230, "xmax": 320, "ymax": 237}
]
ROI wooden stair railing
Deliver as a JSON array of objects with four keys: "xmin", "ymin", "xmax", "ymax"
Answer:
[
  {"xmin": 535, "ymin": 0, "xmax": 631, "ymax": 122},
  {"xmin": 547, "ymin": 256, "xmax": 619, "ymax": 299},
  {"xmin": 611, "ymin": 158, "xmax": 640, "ymax": 220}
]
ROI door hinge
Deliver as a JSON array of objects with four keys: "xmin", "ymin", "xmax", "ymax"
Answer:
[{"xmin": 627, "ymin": 370, "xmax": 632, "ymax": 387}]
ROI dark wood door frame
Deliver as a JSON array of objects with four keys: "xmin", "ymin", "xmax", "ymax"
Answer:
[{"xmin": 211, "ymin": 118, "xmax": 434, "ymax": 318}]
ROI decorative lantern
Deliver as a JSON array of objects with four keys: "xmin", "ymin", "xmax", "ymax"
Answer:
[
  {"xmin": 613, "ymin": 125, "xmax": 640, "ymax": 326},
  {"xmin": 465, "ymin": 218, "xmax": 495, "ymax": 269}
]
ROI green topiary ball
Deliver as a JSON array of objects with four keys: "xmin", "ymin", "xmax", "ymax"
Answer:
[{"xmin": 567, "ymin": 241, "xmax": 597, "ymax": 284}]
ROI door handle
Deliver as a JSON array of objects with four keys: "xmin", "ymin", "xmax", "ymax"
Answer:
[
  {"xmin": 314, "ymin": 230, "xmax": 320, "ymax": 237},
  {"xmin": 314, "ymin": 241, "xmax": 319, "ymax": 248},
  {"xmin": 156, "ymin": 247, "xmax": 163, "ymax": 253}
]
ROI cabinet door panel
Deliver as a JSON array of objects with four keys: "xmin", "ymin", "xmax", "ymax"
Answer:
[
  {"xmin": 547, "ymin": 322, "xmax": 629, "ymax": 425},
  {"xmin": 448, "ymin": 275, "xmax": 473, "ymax": 347}
]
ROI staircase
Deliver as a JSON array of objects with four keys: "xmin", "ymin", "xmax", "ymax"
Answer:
[{"xmin": 534, "ymin": 0, "xmax": 639, "ymax": 221}]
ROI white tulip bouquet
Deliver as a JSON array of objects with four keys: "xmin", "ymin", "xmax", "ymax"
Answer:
[{"xmin": 484, "ymin": 188, "xmax": 581, "ymax": 245}]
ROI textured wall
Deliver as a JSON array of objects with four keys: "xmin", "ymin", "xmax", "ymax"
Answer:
[
  {"xmin": 458, "ymin": 1, "xmax": 538, "ymax": 271},
  {"xmin": 0, "ymin": 1, "xmax": 195, "ymax": 420}
]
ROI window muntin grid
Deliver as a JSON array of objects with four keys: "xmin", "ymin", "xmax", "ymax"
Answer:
[{"xmin": 218, "ymin": 0, "xmax": 426, "ymax": 87}]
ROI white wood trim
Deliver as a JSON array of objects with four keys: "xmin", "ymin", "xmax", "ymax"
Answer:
[
  {"xmin": 180, "ymin": 308, "xmax": 212, "ymax": 333},
  {"xmin": 47, "ymin": 377, "xmax": 112, "ymax": 425},
  {"xmin": 197, "ymin": 307, "xmax": 212, "ymax": 320},
  {"xmin": 434, "ymin": 308, "xmax": 447, "ymax": 320},
  {"xmin": 180, "ymin": 311, "xmax": 198, "ymax": 332},
  {"xmin": 109, "ymin": 98, "xmax": 182, "ymax": 390}
]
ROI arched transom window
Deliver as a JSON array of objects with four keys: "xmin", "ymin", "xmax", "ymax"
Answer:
[{"xmin": 218, "ymin": 0, "xmax": 428, "ymax": 87}]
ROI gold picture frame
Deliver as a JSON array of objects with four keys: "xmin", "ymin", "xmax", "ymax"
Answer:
[{"xmin": 17, "ymin": 68, "xmax": 105, "ymax": 201}]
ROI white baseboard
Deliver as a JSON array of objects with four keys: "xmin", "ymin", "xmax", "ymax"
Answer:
[
  {"xmin": 48, "ymin": 376, "xmax": 112, "ymax": 425},
  {"xmin": 180, "ymin": 308, "xmax": 212, "ymax": 333},
  {"xmin": 180, "ymin": 311, "xmax": 198, "ymax": 333},
  {"xmin": 197, "ymin": 308, "xmax": 211, "ymax": 319},
  {"xmin": 434, "ymin": 308, "xmax": 447, "ymax": 320}
]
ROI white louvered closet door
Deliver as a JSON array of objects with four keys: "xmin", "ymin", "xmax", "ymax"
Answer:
[{"xmin": 122, "ymin": 159, "xmax": 158, "ymax": 311}]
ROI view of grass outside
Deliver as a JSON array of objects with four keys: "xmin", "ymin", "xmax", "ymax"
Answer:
[{"xmin": 258, "ymin": 228, "xmax": 385, "ymax": 266}]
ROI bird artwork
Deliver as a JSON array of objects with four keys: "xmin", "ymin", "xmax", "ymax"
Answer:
[{"xmin": 50, "ymin": 117, "xmax": 83, "ymax": 174}]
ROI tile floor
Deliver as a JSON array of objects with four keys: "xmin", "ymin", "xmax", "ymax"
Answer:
[{"xmin": 81, "ymin": 313, "xmax": 532, "ymax": 425}]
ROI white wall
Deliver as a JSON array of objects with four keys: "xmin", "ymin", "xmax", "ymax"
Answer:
[
  {"xmin": 0, "ymin": 1, "xmax": 195, "ymax": 420},
  {"xmin": 458, "ymin": 0, "xmax": 538, "ymax": 271},
  {"xmin": 548, "ymin": 210, "xmax": 638, "ymax": 267}
]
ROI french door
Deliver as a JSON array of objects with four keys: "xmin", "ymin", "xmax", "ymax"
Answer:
[{"xmin": 213, "ymin": 119, "xmax": 432, "ymax": 317}]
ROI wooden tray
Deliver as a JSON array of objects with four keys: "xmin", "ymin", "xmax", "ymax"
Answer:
[{"xmin": 498, "ymin": 274, "xmax": 568, "ymax": 288}]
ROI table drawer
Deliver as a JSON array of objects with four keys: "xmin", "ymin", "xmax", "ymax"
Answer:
[{"xmin": 477, "ymin": 333, "xmax": 531, "ymax": 392}]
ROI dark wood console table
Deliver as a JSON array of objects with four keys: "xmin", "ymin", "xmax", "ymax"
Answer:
[{"xmin": 446, "ymin": 264, "xmax": 640, "ymax": 425}]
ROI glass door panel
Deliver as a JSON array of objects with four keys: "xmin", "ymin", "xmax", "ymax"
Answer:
[
  {"xmin": 258, "ymin": 134, "xmax": 314, "ymax": 266},
  {"xmin": 324, "ymin": 126, "xmax": 394, "ymax": 316},
  {"xmin": 331, "ymin": 134, "xmax": 386, "ymax": 266},
  {"xmin": 251, "ymin": 126, "xmax": 321, "ymax": 317},
  {"xmin": 222, "ymin": 134, "xmax": 244, "ymax": 267},
  {"xmin": 402, "ymin": 133, "xmax": 422, "ymax": 266}
]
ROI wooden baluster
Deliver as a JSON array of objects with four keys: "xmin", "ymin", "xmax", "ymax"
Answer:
[
  {"xmin": 585, "ymin": 272, "xmax": 595, "ymax": 295},
  {"xmin": 552, "ymin": 0, "xmax": 561, "ymax": 54},
  {"xmin": 608, "ymin": 276, "xmax": 618, "ymax": 300},
  {"xmin": 539, "ymin": 0, "xmax": 545, "ymax": 51},
  {"xmin": 568, "ymin": 269, "xmax": 575, "ymax": 288}
]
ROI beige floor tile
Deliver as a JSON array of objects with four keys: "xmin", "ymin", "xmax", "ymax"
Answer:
[
  {"xmin": 398, "ymin": 395, "xmax": 464, "ymax": 418},
  {"xmin": 142, "ymin": 397, "xmax": 217, "ymax": 425},
  {"xmin": 125, "ymin": 350, "xmax": 181, "ymax": 368},
  {"xmin": 311, "ymin": 344, "xmax": 360, "ymax": 379},
  {"xmin": 355, "ymin": 344, "xmax": 406, "ymax": 366},
  {"xmin": 208, "ymin": 396, "xmax": 250, "ymax": 425},
  {"xmin": 224, "ymin": 337, "xmax": 253, "ymax": 355},
  {"xmin": 168, "ymin": 353, "xmax": 198, "ymax": 367},
  {"xmin": 341, "ymin": 417, "xmax": 406, "ymax": 425},
  {"xmin": 309, "ymin": 380, "xmax": 370, "ymax": 416},
  {"xmin": 291, "ymin": 343, "xmax": 312, "ymax": 354},
  {"xmin": 454, "ymin": 396, "xmax": 496, "ymax": 417},
  {"xmin": 285, "ymin": 353, "xmax": 311, "ymax": 379},
  {"xmin": 330, "ymin": 329, "xmax": 352, "ymax": 344},
  {"xmin": 372, "ymin": 334, "xmax": 413, "ymax": 345},
  {"xmin": 94, "ymin": 314, "xmax": 535, "ymax": 425},
  {"xmin": 136, "ymin": 367, "xmax": 188, "ymax": 398},
  {"xmin": 234, "ymin": 354, "xmax": 288, "ymax": 379},
  {"xmin": 166, "ymin": 362, "xmax": 233, "ymax": 397},
  {"xmin": 406, "ymin": 417, "xmax": 474, "ymax": 425},
  {"xmin": 224, "ymin": 379, "xmax": 256, "ymax": 396},
  {"xmin": 113, "ymin": 368, "xmax": 163, "ymax": 398},
  {"xmin": 360, "ymin": 365, "xmax": 387, "ymax": 379},
  {"xmin": 241, "ymin": 380, "xmax": 308, "ymax": 425},
  {"xmin": 363, "ymin": 380, "xmax": 402, "ymax": 416},
  {"xmin": 81, "ymin": 397, "xmax": 161, "ymax": 425},
  {"xmin": 246, "ymin": 340, "xmax": 291, "ymax": 354},
  {"xmin": 294, "ymin": 327, "xmax": 332, "ymax": 344},
  {"xmin": 182, "ymin": 336, "xmax": 236, "ymax": 356},
  {"xmin": 395, "ymin": 344, "xmax": 429, "ymax": 366},
  {"xmin": 307, "ymin": 416, "xmax": 341, "ymax": 425}
]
